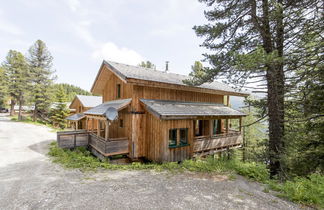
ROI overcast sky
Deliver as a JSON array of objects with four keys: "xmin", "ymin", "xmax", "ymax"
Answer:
[{"xmin": 0, "ymin": 0, "xmax": 211, "ymax": 91}]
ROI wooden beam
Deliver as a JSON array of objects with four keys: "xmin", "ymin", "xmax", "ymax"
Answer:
[
  {"xmin": 226, "ymin": 119, "xmax": 229, "ymax": 133},
  {"xmin": 97, "ymin": 119, "xmax": 100, "ymax": 137},
  {"xmin": 92, "ymin": 118, "xmax": 94, "ymax": 133},
  {"xmin": 209, "ymin": 119, "xmax": 213, "ymax": 137},
  {"xmin": 105, "ymin": 121, "xmax": 109, "ymax": 140}
]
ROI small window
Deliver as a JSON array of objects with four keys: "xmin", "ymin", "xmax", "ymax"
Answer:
[
  {"xmin": 179, "ymin": 128, "xmax": 188, "ymax": 145},
  {"xmin": 119, "ymin": 119, "xmax": 123, "ymax": 128},
  {"xmin": 116, "ymin": 84, "xmax": 121, "ymax": 98},
  {"xmin": 169, "ymin": 129, "xmax": 177, "ymax": 147}
]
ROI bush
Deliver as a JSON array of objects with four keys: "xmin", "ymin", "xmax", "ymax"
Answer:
[{"xmin": 268, "ymin": 174, "xmax": 324, "ymax": 208}]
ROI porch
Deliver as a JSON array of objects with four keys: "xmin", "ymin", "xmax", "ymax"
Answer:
[
  {"xmin": 193, "ymin": 130, "xmax": 243, "ymax": 157},
  {"xmin": 56, "ymin": 130, "xmax": 129, "ymax": 159},
  {"xmin": 192, "ymin": 118, "xmax": 243, "ymax": 157}
]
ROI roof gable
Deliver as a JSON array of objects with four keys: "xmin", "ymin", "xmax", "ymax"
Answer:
[{"xmin": 91, "ymin": 60, "xmax": 249, "ymax": 96}]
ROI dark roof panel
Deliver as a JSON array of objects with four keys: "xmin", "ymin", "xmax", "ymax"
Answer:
[
  {"xmin": 104, "ymin": 60, "xmax": 248, "ymax": 96},
  {"xmin": 84, "ymin": 98, "xmax": 132, "ymax": 116},
  {"xmin": 140, "ymin": 99, "xmax": 246, "ymax": 119},
  {"xmin": 66, "ymin": 113, "xmax": 85, "ymax": 121}
]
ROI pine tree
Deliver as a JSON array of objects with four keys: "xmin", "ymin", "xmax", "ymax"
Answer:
[
  {"xmin": 27, "ymin": 40, "xmax": 55, "ymax": 121},
  {"xmin": 3, "ymin": 50, "xmax": 30, "ymax": 120},
  {"xmin": 188, "ymin": 0, "xmax": 323, "ymax": 178},
  {"xmin": 185, "ymin": 61, "xmax": 206, "ymax": 85},
  {"xmin": 139, "ymin": 61, "xmax": 156, "ymax": 69},
  {"xmin": 51, "ymin": 87, "xmax": 69, "ymax": 129},
  {"xmin": 0, "ymin": 67, "xmax": 8, "ymax": 108}
]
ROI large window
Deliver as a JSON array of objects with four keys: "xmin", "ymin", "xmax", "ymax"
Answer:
[
  {"xmin": 169, "ymin": 128, "xmax": 189, "ymax": 148},
  {"xmin": 169, "ymin": 129, "xmax": 177, "ymax": 147},
  {"xmin": 116, "ymin": 84, "xmax": 121, "ymax": 99}
]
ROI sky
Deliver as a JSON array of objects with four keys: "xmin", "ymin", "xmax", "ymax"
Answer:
[{"xmin": 0, "ymin": 0, "xmax": 211, "ymax": 91}]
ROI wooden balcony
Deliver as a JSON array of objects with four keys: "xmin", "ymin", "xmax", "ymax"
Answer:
[
  {"xmin": 193, "ymin": 131, "xmax": 242, "ymax": 157},
  {"xmin": 88, "ymin": 133, "xmax": 129, "ymax": 157},
  {"xmin": 57, "ymin": 131, "xmax": 129, "ymax": 159}
]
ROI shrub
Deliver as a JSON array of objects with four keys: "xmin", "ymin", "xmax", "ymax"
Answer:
[{"xmin": 268, "ymin": 174, "xmax": 324, "ymax": 208}]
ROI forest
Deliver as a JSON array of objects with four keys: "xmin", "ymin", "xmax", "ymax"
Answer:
[{"xmin": 0, "ymin": 40, "xmax": 91, "ymax": 127}]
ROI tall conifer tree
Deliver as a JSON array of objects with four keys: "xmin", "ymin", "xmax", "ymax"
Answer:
[
  {"xmin": 187, "ymin": 0, "xmax": 323, "ymax": 178},
  {"xmin": 3, "ymin": 50, "xmax": 30, "ymax": 120},
  {"xmin": 27, "ymin": 40, "xmax": 55, "ymax": 121}
]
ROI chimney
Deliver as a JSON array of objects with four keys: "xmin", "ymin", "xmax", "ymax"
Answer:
[{"xmin": 165, "ymin": 61, "xmax": 169, "ymax": 72}]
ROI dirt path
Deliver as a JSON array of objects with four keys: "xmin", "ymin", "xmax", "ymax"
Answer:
[{"xmin": 0, "ymin": 114, "xmax": 304, "ymax": 209}]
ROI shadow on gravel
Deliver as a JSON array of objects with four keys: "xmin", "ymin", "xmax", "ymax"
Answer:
[{"xmin": 28, "ymin": 140, "xmax": 54, "ymax": 155}]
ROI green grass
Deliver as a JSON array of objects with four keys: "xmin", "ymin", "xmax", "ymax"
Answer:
[
  {"xmin": 48, "ymin": 141, "xmax": 268, "ymax": 179},
  {"xmin": 267, "ymin": 174, "xmax": 324, "ymax": 209},
  {"xmin": 11, "ymin": 115, "xmax": 64, "ymax": 132},
  {"xmin": 48, "ymin": 141, "xmax": 324, "ymax": 208}
]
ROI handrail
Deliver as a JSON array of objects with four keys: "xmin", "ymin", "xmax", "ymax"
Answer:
[{"xmin": 194, "ymin": 131, "xmax": 241, "ymax": 141}]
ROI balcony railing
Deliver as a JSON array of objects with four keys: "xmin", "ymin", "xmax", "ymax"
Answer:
[
  {"xmin": 193, "ymin": 131, "xmax": 242, "ymax": 154},
  {"xmin": 89, "ymin": 133, "xmax": 129, "ymax": 156}
]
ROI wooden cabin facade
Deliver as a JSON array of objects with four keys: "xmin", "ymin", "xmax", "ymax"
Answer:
[
  {"xmin": 66, "ymin": 95, "xmax": 102, "ymax": 129},
  {"xmin": 60, "ymin": 60, "xmax": 248, "ymax": 162}
]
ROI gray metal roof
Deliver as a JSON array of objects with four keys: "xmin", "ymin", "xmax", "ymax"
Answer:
[
  {"xmin": 104, "ymin": 60, "xmax": 248, "ymax": 96},
  {"xmin": 66, "ymin": 113, "xmax": 85, "ymax": 121},
  {"xmin": 84, "ymin": 98, "xmax": 132, "ymax": 116},
  {"xmin": 140, "ymin": 99, "xmax": 246, "ymax": 120},
  {"xmin": 77, "ymin": 95, "xmax": 102, "ymax": 107}
]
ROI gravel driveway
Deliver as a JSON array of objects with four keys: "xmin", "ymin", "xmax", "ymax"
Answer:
[{"xmin": 0, "ymin": 114, "xmax": 303, "ymax": 210}]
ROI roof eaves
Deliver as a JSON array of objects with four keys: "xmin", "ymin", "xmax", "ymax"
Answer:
[{"xmin": 103, "ymin": 60, "xmax": 128, "ymax": 83}]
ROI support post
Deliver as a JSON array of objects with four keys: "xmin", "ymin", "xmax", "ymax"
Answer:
[
  {"xmin": 92, "ymin": 118, "xmax": 94, "ymax": 133},
  {"xmin": 97, "ymin": 119, "xmax": 100, "ymax": 137},
  {"xmin": 226, "ymin": 119, "xmax": 229, "ymax": 133},
  {"xmin": 239, "ymin": 117, "xmax": 242, "ymax": 132},
  {"xmin": 75, "ymin": 121, "xmax": 78, "ymax": 130},
  {"xmin": 105, "ymin": 121, "xmax": 109, "ymax": 140}
]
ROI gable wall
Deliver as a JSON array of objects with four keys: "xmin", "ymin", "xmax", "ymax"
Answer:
[{"xmin": 102, "ymin": 70, "xmax": 133, "ymax": 102}]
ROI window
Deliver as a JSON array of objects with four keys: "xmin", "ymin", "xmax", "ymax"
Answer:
[
  {"xmin": 169, "ymin": 128, "xmax": 189, "ymax": 148},
  {"xmin": 213, "ymin": 119, "xmax": 222, "ymax": 135},
  {"xmin": 116, "ymin": 84, "xmax": 121, "ymax": 98},
  {"xmin": 119, "ymin": 119, "xmax": 123, "ymax": 128},
  {"xmin": 180, "ymin": 128, "xmax": 188, "ymax": 145},
  {"xmin": 169, "ymin": 129, "xmax": 177, "ymax": 147}
]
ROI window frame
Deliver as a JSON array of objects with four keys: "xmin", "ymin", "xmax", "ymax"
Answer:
[
  {"xmin": 119, "ymin": 119, "xmax": 124, "ymax": 128},
  {"xmin": 169, "ymin": 128, "xmax": 190, "ymax": 148},
  {"xmin": 116, "ymin": 84, "xmax": 121, "ymax": 99},
  {"xmin": 168, "ymin": 129, "xmax": 177, "ymax": 147}
]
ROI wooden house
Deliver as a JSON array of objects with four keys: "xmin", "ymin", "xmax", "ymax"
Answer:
[
  {"xmin": 66, "ymin": 95, "xmax": 102, "ymax": 129},
  {"xmin": 58, "ymin": 60, "xmax": 248, "ymax": 162}
]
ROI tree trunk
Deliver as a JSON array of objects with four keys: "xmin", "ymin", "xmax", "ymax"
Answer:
[
  {"xmin": 33, "ymin": 103, "xmax": 37, "ymax": 121},
  {"xmin": 10, "ymin": 99, "xmax": 15, "ymax": 116},
  {"xmin": 18, "ymin": 98, "xmax": 23, "ymax": 121},
  {"xmin": 267, "ymin": 65, "xmax": 285, "ymax": 179}
]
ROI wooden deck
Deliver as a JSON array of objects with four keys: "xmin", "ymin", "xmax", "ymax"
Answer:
[
  {"xmin": 57, "ymin": 131, "xmax": 129, "ymax": 158},
  {"xmin": 57, "ymin": 130, "xmax": 89, "ymax": 148},
  {"xmin": 88, "ymin": 133, "xmax": 129, "ymax": 157},
  {"xmin": 193, "ymin": 131, "xmax": 242, "ymax": 157}
]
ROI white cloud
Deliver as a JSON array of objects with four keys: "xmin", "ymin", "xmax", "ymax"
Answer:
[
  {"xmin": 66, "ymin": 0, "xmax": 81, "ymax": 12},
  {"xmin": 92, "ymin": 42, "xmax": 145, "ymax": 65}
]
